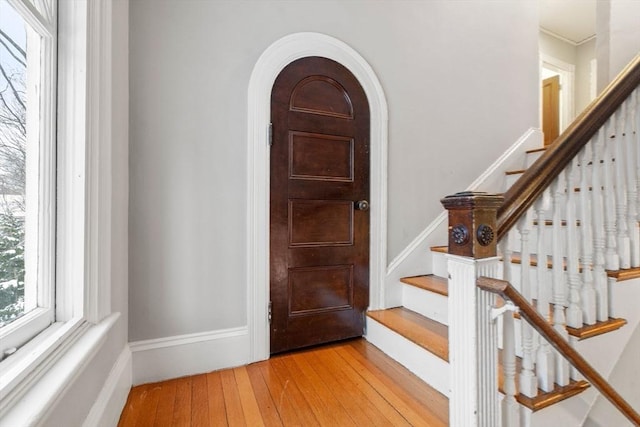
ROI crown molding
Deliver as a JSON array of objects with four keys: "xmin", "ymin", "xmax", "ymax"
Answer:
[{"xmin": 540, "ymin": 27, "xmax": 596, "ymax": 47}]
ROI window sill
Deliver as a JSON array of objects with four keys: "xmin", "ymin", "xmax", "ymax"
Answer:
[
  {"xmin": 0, "ymin": 312, "xmax": 120, "ymax": 424},
  {"xmin": 0, "ymin": 308, "xmax": 55, "ymax": 357}
]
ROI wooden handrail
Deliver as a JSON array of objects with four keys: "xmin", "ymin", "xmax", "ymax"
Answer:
[
  {"xmin": 497, "ymin": 53, "xmax": 640, "ymax": 240},
  {"xmin": 477, "ymin": 276, "xmax": 640, "ymax": 426}
]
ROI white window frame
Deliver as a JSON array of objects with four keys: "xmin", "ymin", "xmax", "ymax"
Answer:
[
  {"xmin": 0, "ymin": 0, "xmax": 114, "ymax": 416},
  {"xmin": 0, "ymin": 0, "xmax": 57, "ymax": 361}
]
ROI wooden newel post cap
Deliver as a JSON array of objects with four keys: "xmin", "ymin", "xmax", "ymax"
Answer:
[{"xmin": 440, "ymin": 191, "xmax": 504, "ymax": 259}]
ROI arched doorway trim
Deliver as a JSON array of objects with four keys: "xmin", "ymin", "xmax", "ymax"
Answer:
[{"xmin": 247, "ymin": 32, "xmax": 388, "ymax": 361}]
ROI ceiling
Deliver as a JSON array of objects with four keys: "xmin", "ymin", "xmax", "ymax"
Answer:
[{"xmin": 539, "ymin": 0, "xmax": 597, "ymax": 44}]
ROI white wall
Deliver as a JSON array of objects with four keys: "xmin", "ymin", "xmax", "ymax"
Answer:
[
  {"xmin": 128, "ymin": 0, "xmax": 539, "ymax": 343},
  {"xmin": 596, "ymin": 0, "xmax": 640, "ymax": 91},
  {"xmin": 576, "ymin": 38, "xmax": 596, "ymax": 111},
  {"xmin": 584, "ymin": 322, "xmax": 640, "ymax": 427}
]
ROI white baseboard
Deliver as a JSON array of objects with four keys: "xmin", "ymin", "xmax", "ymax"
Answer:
[
  {"xmin": 129, "ymin": 326, "xmax": 249, "ymax": 385},
  {"xmin": 83, "ymin": 345, "xmax": 132, "ymax": 427}
]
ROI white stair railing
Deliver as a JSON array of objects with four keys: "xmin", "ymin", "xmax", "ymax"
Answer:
[
  {"xmin": 442, "ymin": 52, "xmax": 640, "ymax": 426},
  {"xmin": 498, "ymin": 86, "xmax": 639, "ymax": 422}
]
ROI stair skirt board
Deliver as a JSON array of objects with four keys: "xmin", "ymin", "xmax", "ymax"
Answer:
[
  {"xmin": 383, "ymin": 128, "xmax": 543, "ymax": 304},
  {"xmin": 365, "ymin": 316, "xmax": 450, "ymax": 397}
]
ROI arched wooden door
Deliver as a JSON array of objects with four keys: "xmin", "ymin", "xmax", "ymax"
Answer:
[{"xmin": 270, "ymin": 56, "xmax": 370, "ymax": 354}]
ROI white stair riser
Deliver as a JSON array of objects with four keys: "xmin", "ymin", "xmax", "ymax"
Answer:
[
  {"xmin": 365, "ymin": 317, "xmax": 450, "ymax": 397},
  {"xmin": 505, "ymin": 172, "xmax": 523, "ymax": 190},
  {"xmin": 402, "ymin": 284, "xmax": 448, "ymax": 325},
  {"xmin": 526, "ymin": 150, "xmax": 544, "ymax": 168},
  {"xmin": 431, "ymin": 251, "xmax": 448, "ymax": 278}
]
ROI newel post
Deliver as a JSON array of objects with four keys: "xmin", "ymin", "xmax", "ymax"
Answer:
[{"xmin": 441, "ymin": 191, "xmax": 504, "ymax": 427}]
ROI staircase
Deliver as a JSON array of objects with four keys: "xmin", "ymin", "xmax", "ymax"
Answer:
[
  {"xmin": 365, "ymin": 54, "xmax": 640, "ymax": 426},
  {"xmin": 367, "ymin": 251, "xmax": 640, "ymax": 414},
  {"xmin": 366, "ymin": 153, "xmax": 640, "ymax": 424}
]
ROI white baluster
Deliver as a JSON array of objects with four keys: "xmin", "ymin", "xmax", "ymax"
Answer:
[
  {"xmin": 615, "ymin": 106, "xmax": 631, "ymax": 268},
  {"xmin": 567, "ymin": 157, "xmax": 582, "ymax": 380},
  {"xmin": 502, "ymin": 310, "xmax": 520, "ymax": 426},
  {"xmin": 565, "ymin": 158, "xmax": 583, "ymax": 329},
  {"xmin": 551, "ymin": 172, "xmax": 570, "ymax": 386},
  {"xmin": 634, "ymin": 90, "xmax": 640, "ymax": 257},
  {"xmin": 517, "ymin": 210, "xmax": 538, "ymax": 397},
  {"xmin": 535, "ymin": 189, "xmax": 555, "ymax": 392},
  {"xmin": 501, "ymin": 228, "xmax": 513, "ymax": 285},
  {"xmin": 591, "ymin": 129, "xmax": 609, "ymax": 321},
  {"xmin": 497, "ymin": 234, "xmax": 520, "ymax": 425},
  {"xmin": 580, "ymin": 145, "xmax": 597, "ymax": 325},
  {"xmin": 625, "ymin": 93, "xmax": 639, "ymax": 267},
  {"xmin": 603, "ymin": 116, "xmax": 620, "ymax": 270}
]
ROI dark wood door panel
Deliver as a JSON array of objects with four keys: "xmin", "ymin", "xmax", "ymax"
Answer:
[
  {"xmin": 270, "ymin": 56, "xmax": 370, "ymax": 354},
  {"xmin": 276, "ymin": 310, "xmax": 364, "ymax": 351},
  {"xmin": 289, "ymin": 132, "xmax": 354, "ymax": 182},
  {"xmin": 288, "ymin": 265, "xmax": 354, "ymax": 316},
  {"xmin": 290, "ymin": 76, "xmax": 354, "ymax": 118},
  {"xmin": 289, "ymin": 200, "xmax": 353, "ymax": 247}
]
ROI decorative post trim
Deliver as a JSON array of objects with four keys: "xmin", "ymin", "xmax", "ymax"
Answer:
[{"xmin": 441, "ymin": 192, "xmax": 503, "ymax": 259}]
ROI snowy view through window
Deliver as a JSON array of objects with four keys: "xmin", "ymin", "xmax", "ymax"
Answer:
[{"xmin": 0, "ymin": 1, "xmax": 28, "ymax": 327}]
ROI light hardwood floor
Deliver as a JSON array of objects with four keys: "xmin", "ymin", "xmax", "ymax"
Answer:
[{"xmin": 118, "ymin": 338, "xmax": 448, "ymax": 426}]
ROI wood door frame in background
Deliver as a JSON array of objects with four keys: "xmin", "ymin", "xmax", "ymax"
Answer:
[
  {"xmin": 540, "ymin": 53, "xmax": 575, "ymax": 134},
  {"xmin": 542, "ymin": 75, "xmax": 560, "ymax": 145},
  {"xmin": 247, "ymin": 33, "xmax": 389, "ymax": 363}
]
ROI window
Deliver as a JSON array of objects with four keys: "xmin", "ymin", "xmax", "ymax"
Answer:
[
  {"xmin": 0, "ymin": 0, "xmax": 56, "ymax": 358},
  {"xmin": 0, "ymin": 0, "xmax": 116, "ymax": 418}
]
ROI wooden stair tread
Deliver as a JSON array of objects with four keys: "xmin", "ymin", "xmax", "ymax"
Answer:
[
  {"xmin": 430, "ymin": 245, "xmax": 448, "ymax": 254},
  {"xmin": 508, "ymin": 252, "xmax": 638, "ymax": 281},
  {"xmin": 512, "ymin": 252, "xmax": 640, "ymax": 281},
  {"xmin": 401, "ymin": 274, "xmax": 448, "ymax": 296},
  {"xmin": 497, "ymin": 352, "xmax": 590, "ymax": 411},
  {"xmin": 532, "ymin": 219, "xmax": 581, "ymax": 226},
  {"xmin": 567, "ymin": 317, "xmax": 627, "ymax": 340},
  {"xmin": 516, "ymin": 379, "xmax": 590, "ymax": 411},
  {"xmin": 367, "ymin": 307, "xmax": 448, "ymax": 361},
  {"xmin": 510, "ymin": 252, "xmax": 563, "ymax": 270},
  {"xmin": 526, "ymin": 147, "xmax": 547, "ymax": 154},
  {"xmin": 607, "ymin": 266, "xmax": 640, "ymax": 281},
  {"xmin": 506, "ymin": 169, "xmax": 526, "ymax": 175}
]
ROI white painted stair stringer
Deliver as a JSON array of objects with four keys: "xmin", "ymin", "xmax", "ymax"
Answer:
[
  {"xmin": 364, "ymin": 317, "xmax": 450, "ymax": 397},
  {"xmin": 384, "ymin": 128, "xmax": 543, "ymax": 308}
]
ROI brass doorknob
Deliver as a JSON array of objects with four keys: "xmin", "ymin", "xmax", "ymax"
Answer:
[{"xmin": 355, "ymin": 200, "xmax": 370, "ymax": 211}]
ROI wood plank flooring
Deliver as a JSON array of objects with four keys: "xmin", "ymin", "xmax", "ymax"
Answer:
[{"xmin": 118, "ymin": 339, "xmax": 448, "ymax": 426}]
